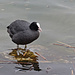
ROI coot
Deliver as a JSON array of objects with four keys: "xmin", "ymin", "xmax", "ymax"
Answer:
[{"xmin": 7, "ymin": 20, "xmax": 42, "ymax": 49}]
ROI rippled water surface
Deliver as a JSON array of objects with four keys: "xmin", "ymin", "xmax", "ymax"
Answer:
[{"xmin": 0, "ymin": 0, "xmax": 75, "ymax": 75}]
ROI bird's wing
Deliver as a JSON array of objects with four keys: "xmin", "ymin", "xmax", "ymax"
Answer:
[{"xmin": 7, "ymin": 20, "xmax": 30, "ymax": 35}]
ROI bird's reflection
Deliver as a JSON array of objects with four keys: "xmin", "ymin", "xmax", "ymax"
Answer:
[
  {"xmin": 15, "ymin": 61, "xmax": 41, "ymax": 71},
  {"xmin": 9, "ymin": 48, "xmax": 41, "ymax": 71}
]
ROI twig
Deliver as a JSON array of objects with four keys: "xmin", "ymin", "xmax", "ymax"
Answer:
[
  {"xmin": 71, "ymin": 70, "xmax": 74, "ymax": 75},
  {"xmin": 35, "ymin": 52, "xmax": 47, "ymax": 60},
  {"xmin": 57, "ymin": 41, "xmax": 74, "ymax": 48},
  {"xmin": 23, "ymin": 51, "xmax": 28, "ymax": 56},
  {"xmin": 29, "ymin": 65, "xmax": 33, "ymax": 71},
  {"xmin": 23, "ymin": 50, "xmax": 29, "ymax": 56},
  {"xmin": 53, "ymin": 43, "xmax": 64, "ymax": 46},
  {"xmin": 0, "ymin": 60, "xmax": 14, "ymax": 63},
  {"xmin": 0, "ymin": 60, "xmax": 32, "ymax": 65},
  {"xmin": 53, "ymin": 41, "xmax": 75, "ymax": 49},
  {"xmin": 53, "ymin": 43, "xmax": 75, "ymax": 48}
]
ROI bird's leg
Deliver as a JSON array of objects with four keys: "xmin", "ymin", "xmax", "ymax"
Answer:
[
  {"xmin": 17, "ymin": 45, "xmax": 19, "ymax": 50},
  {"xmin": 24, "ymin": 45, "xmax": 27, "ymax": 50},
  {"xmin": 23, "ymin": 45, "xmax": 28, "ymax": 56}
]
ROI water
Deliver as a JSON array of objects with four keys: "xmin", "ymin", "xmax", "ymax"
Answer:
[{"xmin": 0, "ymin": 0, "xmax": 75, "ymax": 75}]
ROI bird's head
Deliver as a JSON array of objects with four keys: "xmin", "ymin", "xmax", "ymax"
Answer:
[{"xmin": 30, "ymin": 22, "xmax": 42, "ymax": 32}]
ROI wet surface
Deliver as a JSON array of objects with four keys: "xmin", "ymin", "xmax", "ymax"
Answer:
[{"xmin": 0, "ymin": 0, "xmax": 75, "ymax": 75}]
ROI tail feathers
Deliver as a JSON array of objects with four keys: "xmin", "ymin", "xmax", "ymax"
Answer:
[
  {"xmin": 7, "ymin": 26, "xmax": 13, "ymax": 38},
  {"xmin": 7, "ymin": 26, "xmax": 9, "ymax": 29}
]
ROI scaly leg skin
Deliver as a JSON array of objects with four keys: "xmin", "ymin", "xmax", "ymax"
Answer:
[
  {"xmin": 17, "ymin": 45, "xmax": 19, "ymax": 50},
  {"xmin": 23, "ymin": 45, "xmax": 28, "ymax": 56},
  {"xmin": 24, "ymin": 45, "xmax": 27, "ymax": 50}
]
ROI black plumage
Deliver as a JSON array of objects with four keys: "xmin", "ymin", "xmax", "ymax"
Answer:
[{"xmin": 7, "ymin": 20, "xmax": 41, "ymax": 49}]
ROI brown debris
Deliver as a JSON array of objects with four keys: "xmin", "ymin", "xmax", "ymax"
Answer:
[
  {"xmin": 35, "ymin": 52, "xmax": 47, "ymax": 60},
  {"xmin": 53, "ymin": 41, "xmax": 75, "ymax": 49}
]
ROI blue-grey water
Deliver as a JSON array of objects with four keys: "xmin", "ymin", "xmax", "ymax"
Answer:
[{"xmin": 0, "ymin": 0, "xmax": 75, "ymax": 75}]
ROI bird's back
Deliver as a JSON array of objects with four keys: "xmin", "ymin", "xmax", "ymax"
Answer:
[
  {"xmin": 7, "ymin": 20, "xmax": 30, "ymax": 37},
  {"xmin": 7, "ymin": 20, "xmax": 40, "ymax": 45}
]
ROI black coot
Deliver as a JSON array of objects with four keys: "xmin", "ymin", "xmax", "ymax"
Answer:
[{"xmin": 7, "ymin": 20, "xmax": 42, "ymax": 49}]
